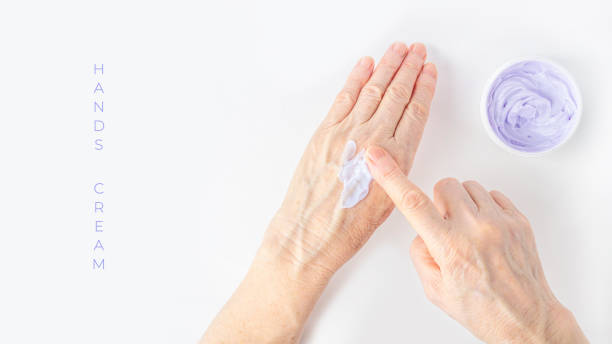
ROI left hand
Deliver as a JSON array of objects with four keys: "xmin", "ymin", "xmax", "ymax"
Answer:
[
  {"xmin": 263, "ymin": 41, "xmax": 438, "ymax": 281},
  {"xmin": 203, "ymin": 42, "xmax": 438, "ymax": 343}
]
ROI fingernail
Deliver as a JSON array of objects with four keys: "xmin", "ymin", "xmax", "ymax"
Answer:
[
  {"xmin": 366, "ymin": 146, "xmax": 386, "ymax": 162},
  {"xmin": 357, "ymin": 56, "xmax": 371, "ymax": 67},
  {"xmin": 411, "ymin": 42, "xmax": 427, "ymax": 58},
  {"xmin": 423, "ymin": 63, "xmax": 437, "ymax": 77},
  {"xmin": 391, "ymin": 42, "xmax": 407, "ymax": 54},
  {"xmin": 366, "ymin": 146, "xmax": 396, "ymax": 176}
]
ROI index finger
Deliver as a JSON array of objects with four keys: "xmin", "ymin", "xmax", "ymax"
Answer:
[{"xmin": 365, "ymin": 146, "xmax": 448, "ymax": 249}]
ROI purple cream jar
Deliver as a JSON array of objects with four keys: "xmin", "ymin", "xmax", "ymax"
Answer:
[{"xmin": 481, "ymin": 59, "xmax": 582, "ymax": 156}]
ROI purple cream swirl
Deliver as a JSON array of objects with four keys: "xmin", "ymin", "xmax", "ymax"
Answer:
[{"xmin": 486, "ymin": 60, "xmax": 579, "ymax": 153}]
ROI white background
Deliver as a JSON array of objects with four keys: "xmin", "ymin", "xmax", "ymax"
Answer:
[{"xmin": 0, "ymin": 0, "xmax": 610, "ymax": 343}]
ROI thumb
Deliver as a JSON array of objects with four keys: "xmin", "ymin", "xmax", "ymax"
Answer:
[
  {"xmin": 365, "ymin": 146, "xmax": 446, "ymax": 246},
  {"xmin": 410, "ymin": 235, "xmax": 442, "ymax": 304}
]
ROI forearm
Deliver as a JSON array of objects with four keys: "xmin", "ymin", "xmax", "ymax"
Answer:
[{"xmin": 201, "ymin": 229, "xmax": 331, "ymax": 343}]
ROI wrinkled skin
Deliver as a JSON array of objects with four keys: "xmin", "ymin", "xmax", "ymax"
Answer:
[
  {"xmin": 366, "ymin": 146, "xmax": 588, "ymax": 344},
  {"xmin": 265, "ymin": 42, "xmax": 438, "ymax": 279},
  {"xmin": 202, "ymin": 41, "xmax": 587, "ymax": 344},
  {"xmin": 203, "ymin": 42, "xmax": 438, "ymax": 343}
]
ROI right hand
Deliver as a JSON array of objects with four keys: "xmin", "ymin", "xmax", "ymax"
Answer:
[{"xmin": 365, "ymin": 146, "xmax": 588, "ymax": 344}]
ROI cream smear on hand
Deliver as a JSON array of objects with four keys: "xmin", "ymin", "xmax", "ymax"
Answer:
[{"xmin": 338, "ymin": 140, "xmax": 372, "ymax": 208}]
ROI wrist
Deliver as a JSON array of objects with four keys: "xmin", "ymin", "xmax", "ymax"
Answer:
[
  {"xmin": 258, "ymin": 222, "xmax": 335, "ymax": 289},
  {"xmin": 230, "ymin": 238, "xmax": 331, "ymax": 341},
  {"xmin": 202, "ymin": 226, "xmax": 331, "ymax": 344},
  {"xmin": 260, "ymin": 213, "xmax": 339, "ymax": 287},
  {"xmin": 538, "ymin": 303, "xmax": 588, "ymax": 344}
]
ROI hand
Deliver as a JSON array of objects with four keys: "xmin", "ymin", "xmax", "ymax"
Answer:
[
  {"xmin": 365, "ymin": 146, "xmax": 588, "ymax": 344},
  {"xmin": 264, "ymin": 42, "xmax": 438, "ymax": 281},
  {"xmin": 203, "ymin": 42, "xmax": 438, "ymax": 343}
]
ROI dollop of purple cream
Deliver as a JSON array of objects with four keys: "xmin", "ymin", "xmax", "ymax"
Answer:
[{"xmin": 486, "ymin": 60, "xmax": 579, "ymax": 153}]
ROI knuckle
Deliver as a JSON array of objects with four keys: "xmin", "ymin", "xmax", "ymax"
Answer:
[
  {"xmin": 420, "ymin": 80, "xmax": 436, "ymax": 96},
  {"xmin": 475, "ymin": 225, "xmax": 505, "ymax": 249},
  {"xmin": 503, "ymin": 208, "xmax": 519, "ymax": 218},
  {"xmin": 518, "ymin": 212, "xmax": 531, "ymax": 225},
  {"xmin": 381, "ymin": 162, "xmax": 403, "ymax": 178},
  {"xmin": 335, "ymin": 90, "xmax": 356, "ymax": 107},
  {"xmin": 407, "ymin": 102, "xmax": 429, "ymax": 120},
  {"xmin": 506, "ymin": 224, "xmax": 523, "ymax": 242},
  {"xmin": 434, "ymin": 177, "xmax": 460, "ymax": 193},
  {"xmin": 388, "ymin": 84, "xmax": 412, "ymax": 102},
  {"xmin": 416, "ymin": 75, "xmax": 437, "ymax": 95},
  {"xmin": 505, "ymin": 208, "xmax": 529, "ymax": 224},
  {"xmin": 403, "ymin": 60, "xmax": 420, "ymax": 72},
  {"xmin": 399, "ymin": 188, "xmax": 427, "ymax": 211},
  {"xmin": 360, "ymin": 84, "xmax": 384, "ymax": 103}
]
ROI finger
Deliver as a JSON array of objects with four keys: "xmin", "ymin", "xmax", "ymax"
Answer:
[
  {"xmin": 410, "ymin": 235, "xmax": 442, "ymax": 304},
  {"xmin": 395, "ymin": 63, "xmax": 438, "ymax": 153},
  {"xmin": 351, "ymin": 42, "xmax": 409, "ymax": 123},
  {"xmin": 490, "ymin": 190, "xmax": 519, "ymax": 212},
  {"xmin": 433, "ymin": 178, "xmax": 477, "ymax": 218},
  {"xmin": 323, "ymin": 56, "xmax": 374, "ymax": 126},
  {"xmin": 462, "ymin": 180, "xmax": 497, "ymax": 211},
  {"xmin": 370, "ymin": 43, "xmax": 427, "ymax": 133},
  {"xmin": 365, "ymin": 145, "xmax": 447, "ymax": 246}
]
